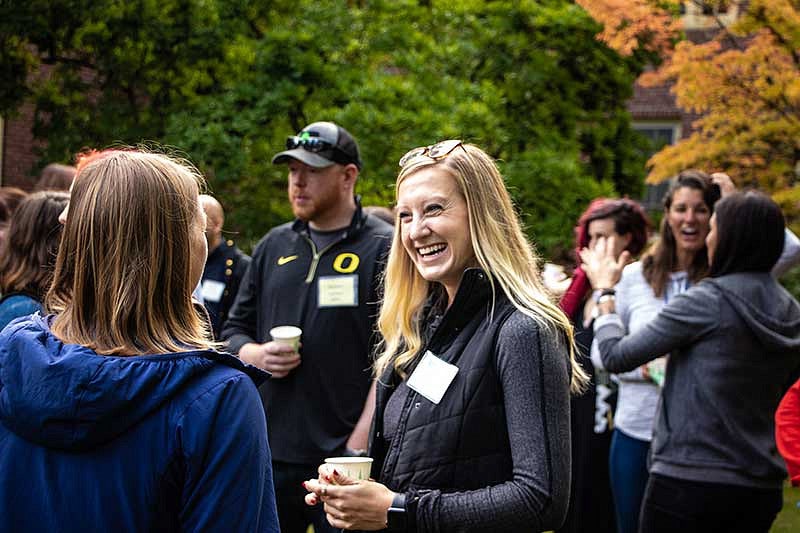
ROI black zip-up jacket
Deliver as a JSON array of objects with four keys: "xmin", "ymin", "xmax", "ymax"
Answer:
[
  {"xmin": 371, "ymin": 270, "xmax": 572, "ymax": 531},
  {"xmin": 223, "ymin": 201, "xmax": 392, "ymax": 464},
  {"xmin": 202, "ymin": 239, "xmax": 251, "ymax": 339}
]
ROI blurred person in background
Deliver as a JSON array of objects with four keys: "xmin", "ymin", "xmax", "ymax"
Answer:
[
  {"xmin": 585, "ymin": 171, "xmax": 800, "ymax": 533},
  {"xmin": 558, "ymin": 197, "xmax": 650, "ymax": 533},
  {"xmin": 363, "ymin": 205, "xmax": 396, "ymax": 226},
  {"xmin": 0, "ymin": 191, "xmax": 69, "ymax": 330},
  {"xmin": 0, "ymin": 187, "xmax": 29, "ymax": 252},
  {"xmin": 34, "ymin": 163, "xmax": 76, "ymax": 192},
  {"xmin": 584, "ymin": 190, "xmax": 800, "ymax": 532},
  {"xmin": 776, "ymin": 377, "xmax": 800, "ymax": 487},
  {"xmin": 0, "ymin": 186, "xmax": 28, "ymax": 214},
  {"xmin": 199, "ymin": 194, "xmax": 250, "ymax": 339}
]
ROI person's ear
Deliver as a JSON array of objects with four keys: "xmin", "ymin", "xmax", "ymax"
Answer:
[{"xmin": 341, "ymin": 164, "xmax": 359, "ymax": 189}]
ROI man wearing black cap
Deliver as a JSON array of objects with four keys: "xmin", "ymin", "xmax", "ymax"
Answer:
[{"xmin": 223, "ymin": 122, "xmax": 392, "ymax": 533}]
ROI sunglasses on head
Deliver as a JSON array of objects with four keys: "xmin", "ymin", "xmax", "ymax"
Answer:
[
  {"xmin": 398, "ymin": 139, "xmax": 464, "ymax": 167},
  {"xmin": 286, "ymin": 135, "xmax": 335, "ymax": 153}
]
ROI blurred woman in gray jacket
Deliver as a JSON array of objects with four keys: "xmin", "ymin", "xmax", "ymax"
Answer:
[{"xmin": 582, "ymin": 191, "xmax": 800, "ymax": 532}]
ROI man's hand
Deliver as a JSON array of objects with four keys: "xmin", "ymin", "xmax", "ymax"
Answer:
[{"xmin": 239, "ymin": 341, "xmax": 301, "ymax": 378}]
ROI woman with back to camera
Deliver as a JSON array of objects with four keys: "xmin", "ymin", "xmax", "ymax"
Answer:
[
  {"xmin": 558, "ymin": 198, "xmax": 650, "ymax": 533},
  {"xmin": 583, "ymin": 190, "xmax": 800, "ymax": 531},
  {"xmin": 303, "ymin": 140, "xmax": 587, "ymax": 532},
  {"xmin": 0, "ymin": 191, "xmax": 69, "ymax": 330},
  {"xmin": 0, "ymin": 149, "xmax": 279, "ymax": 532}
]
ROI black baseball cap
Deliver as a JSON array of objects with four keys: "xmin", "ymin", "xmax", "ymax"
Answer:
[{"xmin": 272, "ymin": 121, "xmax": 362, "ymax": 169}]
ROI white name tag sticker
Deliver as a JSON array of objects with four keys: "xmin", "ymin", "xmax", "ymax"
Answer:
[
  {"xmin": 318, "ymin": 275, "xmax": 358, "ymax": 308},
  {"xmin": 407, "ymin": 350, "xmax": 459, "ymax": 405},
  {"xmin": 201, "ymin": 279, "xmax": 226, "ymax": 303}
]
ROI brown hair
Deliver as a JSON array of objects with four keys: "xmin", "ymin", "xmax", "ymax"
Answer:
[
  {"xmin": 0, "ymin": 186, "xmax": 28, "ymax": 215},
  {"xmin": 35, "ymin": 163, "xmax": 77, "ymax": 192},
  {"xmin": 46, "ymin": 150, "xmax": 213, "ymax": 355},
  {"xmin": 642, "ymin": 169, "xmax": 721, "ymax": 297},
  {"xmin": 0, "ymin": 191, "xmax": 69, "ymax": 298}
]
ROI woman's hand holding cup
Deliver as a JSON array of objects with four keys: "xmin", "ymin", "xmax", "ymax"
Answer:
[{"xmin": 303, "ymin": 464, "xmax": 395, "ymax": 531}]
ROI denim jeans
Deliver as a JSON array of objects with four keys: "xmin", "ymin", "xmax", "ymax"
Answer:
[{"xmin": 609, "ymin": 430, "xmax": 650, "ymax": 533}]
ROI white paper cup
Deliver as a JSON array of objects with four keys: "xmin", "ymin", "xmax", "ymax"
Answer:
[
  {"xmin": 269, "ymin": 325, "xmax": 302, "ymax": 351},
  {"xmin": 324, "ymin": 457, "xmax": 374, "ymax": 481}
]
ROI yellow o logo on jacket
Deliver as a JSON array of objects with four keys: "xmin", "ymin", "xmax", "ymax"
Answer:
[{"xmin": 333, "ymin": 253, "xmax": 360, "ymax": 274}]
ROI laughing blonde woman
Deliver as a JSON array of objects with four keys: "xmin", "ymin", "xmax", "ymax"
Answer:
[{"xmin": 304, "ymin": 141, "xmax": 586, "ymax": 532}]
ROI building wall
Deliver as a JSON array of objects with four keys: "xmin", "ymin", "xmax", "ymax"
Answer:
[{"xmin": 1, "ymin": 102, "xmax": 39, "ymax": 190}]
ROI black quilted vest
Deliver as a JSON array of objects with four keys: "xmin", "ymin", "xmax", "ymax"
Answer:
[{"xmin": 369, "ymin": 269, "xmax": 518, "ymax": 492}]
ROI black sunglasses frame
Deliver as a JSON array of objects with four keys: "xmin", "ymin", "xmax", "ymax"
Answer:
[{"xmin": 398, "ymin": 139, "xmax": 464, "ymax": 167}]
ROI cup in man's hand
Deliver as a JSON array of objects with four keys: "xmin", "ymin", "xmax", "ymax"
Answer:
[{"xmin": 269, "ymin": 326, "xmax": 302, "ymax": 351}]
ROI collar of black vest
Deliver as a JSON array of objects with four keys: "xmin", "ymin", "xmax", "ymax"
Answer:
[{"xmin": 423, "ymin": 268, "xmax": 495, "ymax": 343}]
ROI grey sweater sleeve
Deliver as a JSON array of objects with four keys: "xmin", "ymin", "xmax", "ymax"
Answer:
[
  {"xmin": 595, "ymin": 283, "xmax": 718, "ymax": 373},
  {"xmin": 415, "ymin": 312, "xmax": 572, "ymax": 532},
  {"xmin": 773, "ymin": 228, "xmax": 800, "ymax": 278}
]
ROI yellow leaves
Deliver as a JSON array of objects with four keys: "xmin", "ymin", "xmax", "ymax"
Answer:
[
  {"xmin": 575, "ymin": 0, "xmax": 682, "ymax": 56},
  {"xmin": 581, "ymin": 0, "xmax": 800, "ymax": 222},
  {"xmin": 736, "ymin": 0, "xmax": 800, "ymax": 48},
  {"xmin": 642, "ymin": 19, "xmax": 800, "ymax": 196}
]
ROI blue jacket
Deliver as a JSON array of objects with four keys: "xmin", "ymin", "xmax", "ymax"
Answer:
[
  {"xmin": 0, "ymin": 292, "xmax": 43, "ymax": 331},
  {"xmin": 0, "ymin": 315, "xmax": 280, "ymax": 532}
]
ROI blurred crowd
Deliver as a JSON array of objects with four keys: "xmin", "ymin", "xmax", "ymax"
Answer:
[{"xmin": 1, "ymin": 123, "xmax": 800, "ymax": 533}]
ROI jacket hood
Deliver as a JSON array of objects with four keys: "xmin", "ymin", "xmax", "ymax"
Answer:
[
  {"xmin": 707, "ymin": 273, "xmax": 800, "ymax": 352},
  {"xmin": 0, "ymin": 315, "xmax": 267, "ymax": 451}
]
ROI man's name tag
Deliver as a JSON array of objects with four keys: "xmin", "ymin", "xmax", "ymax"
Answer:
[
  {"xmin": 201, "ymin": 279, "xmax": 226, "ymax": 303},
  {"xmin": 407, "ymin": 350, "xmax": 459, "ymax": 405},
  {"xmin": 318, "ymin": 275, "xmax": 358, "ymax": 307}
]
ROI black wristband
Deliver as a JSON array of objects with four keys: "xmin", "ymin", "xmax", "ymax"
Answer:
[
  {"xmin": 594, "ymin": 287, "xmax": 616, "ymax": 303},
  {"xmin": 386, "ymin": 492, "xmax": 419, "ymax": 532},
  {"xmin": 386, "ymin": 493, "xmax": 407, "ymax": 531}
]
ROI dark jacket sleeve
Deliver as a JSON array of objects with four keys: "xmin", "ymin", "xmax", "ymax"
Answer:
[
  {"xmin": 178, "ymin": 373, "xmax": 279, "ymax": 532},
  {"xmin": 415, "ymin": 313, "xmax": 572, "ymax": 532},
  {"xmin": 221, "ymin": 240, "xmax": 264, "ymax": 354},
  {"xmin": 595, "ymin": 283, "xmax": 718, "ymax": 373}
]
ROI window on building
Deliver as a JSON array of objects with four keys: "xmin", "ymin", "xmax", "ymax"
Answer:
[{"xmin": 633, "ymin": 122, "xmax": 682, "ymax": 210}]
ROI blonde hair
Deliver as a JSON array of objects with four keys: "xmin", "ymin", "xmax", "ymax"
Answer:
[
  {"xmin": 375, "ymin": 144, "xmax": 588, "ymax": 393},
  {"xmin": 46, "ymin": 150, "xmax": 214, "ymax": 355}
]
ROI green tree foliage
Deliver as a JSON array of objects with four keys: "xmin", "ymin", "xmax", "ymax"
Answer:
[{"xmin": 1, "ymin": 0, "xmax": 645, "ymax": 258}]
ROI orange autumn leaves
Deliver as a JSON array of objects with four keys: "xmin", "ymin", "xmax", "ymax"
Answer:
[
  {"xmin": 575, "ymin": 0, "xmax": 681, "ymax": 57},
  {"xmin": 579, "ymin": 0, "xmax": 800, "ymax": 217}
]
